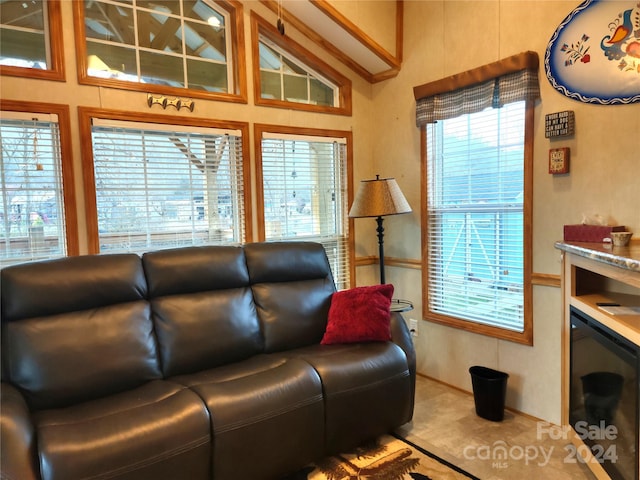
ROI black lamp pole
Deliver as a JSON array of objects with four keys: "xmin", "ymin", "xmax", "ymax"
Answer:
[{"xmin": 376, "ymin": 216, "xmax": 386, "ymax": 284}]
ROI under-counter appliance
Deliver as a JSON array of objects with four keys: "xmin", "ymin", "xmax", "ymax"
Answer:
[{"xmin": 570, "ymin": 306, "xmax": 639, "ymax": 480}]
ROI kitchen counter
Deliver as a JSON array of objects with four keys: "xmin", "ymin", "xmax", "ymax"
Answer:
[{"xmin": 555, "ymin": 240, "xmax": 640, "ymax": 273}]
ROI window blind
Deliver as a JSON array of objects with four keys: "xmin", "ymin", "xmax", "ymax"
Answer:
[
  {"xmin": 260, "ymin": 134, "xmax": 350, "ymax": 289},
  {"xmin": 426, "ymin": 101, "xmax": 525, "ymax": 332},
  {"xmin": 91, "ymin": 120, "xmax": 245, "ymax": 253},
  {"xmin": 0, "ymin": 112, "xmax": 67, "ymax": 266}
]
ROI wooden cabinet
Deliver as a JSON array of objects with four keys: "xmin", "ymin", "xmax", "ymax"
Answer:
[{"xmin": 557, "ymin": 241, "xmax": 640, "ymax": 480}]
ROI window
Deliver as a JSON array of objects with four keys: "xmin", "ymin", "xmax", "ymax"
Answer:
[
  {"xmin": 255, "ymin": 125, "xmax": 353, "ymax": 289},
  {"xmin": 0, "ymin": 0, "xmax": 65, "ymax": 81},
  {"xmin": 251, "ymin": 13, "xmax": 352, "ymax": 115},
  {"xmin": 74, "ymin": 0, "xmax": 246, "ymax": 101},
  {"xmin": 0, "ymin": 103, "xmax": 77, "ymax": 267},
  {"xmin": 426, "ymin": 102, "xmax": 528, "ymax": 337},
  {"xmin": 80, "ymin": 109, "xmax": 249, "ymax": 254},
  {"xmin": 259, "ymin": 37, "xmax": 337, "ymax": 107},
  {"xmin": 415, "ymin": 52, "xmax": 539, "ymax": 344}
]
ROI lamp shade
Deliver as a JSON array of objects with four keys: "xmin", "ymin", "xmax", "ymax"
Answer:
[{"xmin": 349, "ymin": 176, "xmax": 412, "ymax": 218}]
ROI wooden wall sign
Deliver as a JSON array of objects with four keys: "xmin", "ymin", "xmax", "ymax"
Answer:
[
  {"xmin": 545, "ymin": 111, "xmax": 575, "ymax": 138},
  {"xmin": 549, "ymin": 147, "xmax": 570, "ymax": 174}
]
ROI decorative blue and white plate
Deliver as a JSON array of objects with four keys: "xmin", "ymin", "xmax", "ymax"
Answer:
[{"xmin": 545, "ymin": 0, "xmax": 640, "ymax": 104}]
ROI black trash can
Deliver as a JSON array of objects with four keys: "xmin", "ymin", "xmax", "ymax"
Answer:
[
  {"xmin": 581, "ymin": 371, "xmax": 624, "ymax": 426},
  {"xmin": 469, "ymin": 366, "xmax": 509, "ymax": 422}
]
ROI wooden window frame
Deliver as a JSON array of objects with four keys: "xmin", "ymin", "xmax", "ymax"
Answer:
[
  {"xmin": 0, "ymin": 0, "xmax": 65, "ymax": 81},
  {"xmin": 254, "ymin": 123, "xmax": 355, "ymax": 287},
  {"xmin": 420, "ymin": 100, "xmax": 534, "ymax": 346},
  {"xmin": 78, "ymin": 107, "xmax": 252, "ymax": 254},
  {"xmin": 250, "ymin": 12, "xmax": 352, "ymax": 116},
  {"xmin": 72, "ymin": 0, "xmax": 247, "ymax": 103},
  {"xmin": 0, "ymin": 99, "xmax": 79, "ymax": 258}
]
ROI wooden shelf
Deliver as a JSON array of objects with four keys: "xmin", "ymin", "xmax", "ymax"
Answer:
[{"xmin": 570, "ymin": 293, "xmax": 640, "ymax": 347}]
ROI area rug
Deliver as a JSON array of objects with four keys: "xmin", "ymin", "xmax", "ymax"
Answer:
[{"xmin": 282, "ymin": 434, "xmax": 480, "ymax": 480}]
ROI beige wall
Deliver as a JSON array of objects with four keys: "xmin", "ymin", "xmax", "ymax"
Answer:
[{"xmin": 363, "ymin": 0, "xmax": 640, "ymax": 425}]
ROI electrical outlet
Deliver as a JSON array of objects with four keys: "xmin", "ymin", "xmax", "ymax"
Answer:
[{"xmin": 409, "ymin": 318, "xmax": 418, "ymax": 337}]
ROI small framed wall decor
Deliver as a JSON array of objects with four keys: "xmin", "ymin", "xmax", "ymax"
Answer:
[
  {"xmin": 545, "ymin": 111, "xmax": 575, "ymax": 138},
  {"xmin": 549, "ymin": 147, "xmax": 570, "ymax": 174}
]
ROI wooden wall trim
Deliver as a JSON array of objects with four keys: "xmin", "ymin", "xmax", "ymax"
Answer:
[
  {"xmin": 532, "ymin": 272, "xmax": 562, "ymax": 288},
  {"xmin": 309, "ymin": 0, "xmax": 400, "ymax": 67},
  {"xmin": 355, "ymin": 255, "xmax": 562, "ymax": 288}
]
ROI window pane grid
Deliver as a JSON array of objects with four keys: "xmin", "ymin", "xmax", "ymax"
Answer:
[
  {"xmin": 84, "ymin": 0, "xmax": 231, "ymax": 92},
  {"xmin": 427, "ymin": 102, "xmax": 525, "ymax": 332},
  {"xmin": 0, "ymin": 0, "xmax": 49, "ymax": 68},
  {"xmin": 261, "ymin": 136, "xmax": 349, "ymax": 289},
  {"xmin": 0, "ymin": 116, "xmax": 67, "ymax": 267},
  {"xmin": 258, "ymin": 37, "xmax": 338, "ymax": 107},
  {"xmin": 92, "ymin": 123, "xmax": 245, "ymax": 254}
]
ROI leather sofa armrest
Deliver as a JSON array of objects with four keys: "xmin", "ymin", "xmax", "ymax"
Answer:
[
  {"xmin": 1, "ymin": 383, "xmax": 39, "ymax": 480},
  {"xmin": 389, "ymin": 313, "xmax": 416, "ymax": 373},
  {"xmin": 389, "ymin": 313, "xmax": 417, "ymax": 419}
]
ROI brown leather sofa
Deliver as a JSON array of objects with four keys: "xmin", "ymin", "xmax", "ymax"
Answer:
[{"xmin": 1, "ymin": 241, "xmax": 416, "ymax": 480}]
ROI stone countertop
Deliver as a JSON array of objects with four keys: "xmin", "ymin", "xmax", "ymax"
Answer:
[{"xmin": 555, "ymin": 241, "xmax": 640, "ymax": 273}]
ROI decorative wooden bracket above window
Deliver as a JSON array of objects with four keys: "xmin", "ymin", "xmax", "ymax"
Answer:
[{"xmin": 147, "ymin": 94, "xmax": 195, "ymax": 112}]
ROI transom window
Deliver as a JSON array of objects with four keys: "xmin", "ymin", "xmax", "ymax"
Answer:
[
  {"xmin": 82, "ymin": 113, "xmax": 248, "ymax": 254},
  {"xmin": 0, "ymin": 0, "xmax": 65, "ymax": 80},
  {"xmin": 256, "ymin": 126, "xmax": 352, "ymax": 289},
  {"xmin": 250, "ymin": 13, "xmax": 352, "ymax": 116},
  {"xmin": 75, "ymin": 0, "xmax": 245, "ymax": 99},
  {"xmin": 259, "ymin": 36, "xmax": 337, "ymax": 107}
]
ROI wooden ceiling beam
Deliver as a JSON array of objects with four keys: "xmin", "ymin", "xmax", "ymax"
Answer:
[{"xmin": 259, "ymin": 0, "xmax": 402, "ymax": 83}]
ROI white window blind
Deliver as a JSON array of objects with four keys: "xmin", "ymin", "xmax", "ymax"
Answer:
[
  {"xmin": 1, "ymin": 112, "xmax": 67, "ymax": 267},
  {"xmin": 426, "ymin": 101, "xmax": 525, "ymax": 332},
  {"xmin": 260, "ymin": 134, "xmax": 350, "ymax": 289},
  {"xmin": 91, "ymin": 120, "xmax": 245, "ymax": 253}
]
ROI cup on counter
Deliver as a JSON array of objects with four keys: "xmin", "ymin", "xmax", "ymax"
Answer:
[{"xmin": 610, "ymin": 231, "xmax": 633, "ymax": 247}]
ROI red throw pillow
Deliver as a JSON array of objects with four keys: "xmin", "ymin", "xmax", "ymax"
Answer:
[{"xmin": 321, "ymin": 284, "xmax": 394, "ymax": 345}]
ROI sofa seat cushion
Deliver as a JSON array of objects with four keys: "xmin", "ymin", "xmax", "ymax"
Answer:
[
  {"xmin": 33, "ymin": 380, "xmax": 210, "ymax": 480},
  {"xmin": 283, "ymin": 343, "xmax": 413, "ymax": 454},
  {"xmin": 172, "ymin": 356, "xmax": 325, "ymax": 480}
]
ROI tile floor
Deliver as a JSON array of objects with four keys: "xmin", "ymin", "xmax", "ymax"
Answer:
[{"xmin": 396, "ymin": 375, "xmax": 598, "ymax": 480}]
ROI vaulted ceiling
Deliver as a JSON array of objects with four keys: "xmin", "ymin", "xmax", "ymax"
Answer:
[
  {"xmin": 0, "ymin": 0, "xmax": 402, "ymax": 83},
  {"xmin": 260, "ymin": 0, "xmax": 403, "ymax": 83}
]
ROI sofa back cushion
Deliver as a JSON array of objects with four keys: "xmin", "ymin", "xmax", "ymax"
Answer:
[
  {"xmin": 142, "ymin": 246, "xmax": 263, "ymax": 377},
  {"xmin": 244, "ymin": 241, "xmax": 336, "ymax": 352},
  {"xmin": 1, "ymin": 254, "xmax": 161, "ymax": 410}
]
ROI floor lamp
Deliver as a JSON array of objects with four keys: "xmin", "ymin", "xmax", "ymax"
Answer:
[{"xmin": 349, "ymin": 175, "xmax": 412, "ymax": 285}]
